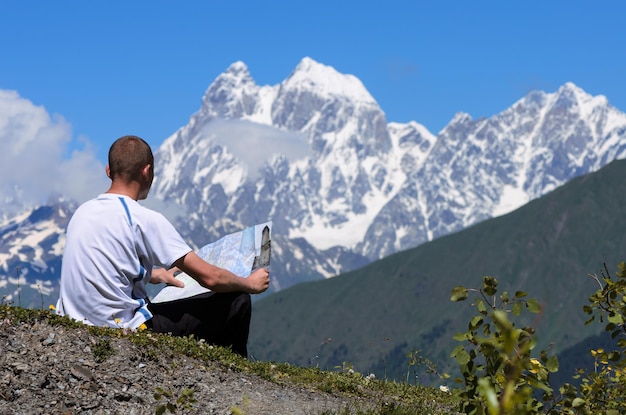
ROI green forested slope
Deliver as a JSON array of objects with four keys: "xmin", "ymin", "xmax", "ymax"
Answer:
[{"xmin": 249, "ymin": 159, "xmax": 626, "ymax": 382}]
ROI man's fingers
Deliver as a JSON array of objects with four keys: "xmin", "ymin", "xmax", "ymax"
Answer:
[{"xmin": 167, "ymin": 273, "xmax": 185, "ymax": 288}]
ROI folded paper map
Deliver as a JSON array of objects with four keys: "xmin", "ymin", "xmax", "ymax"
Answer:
[{"xmin": 151, "ymin": 221, "xmax": 271, "ymax": 303}]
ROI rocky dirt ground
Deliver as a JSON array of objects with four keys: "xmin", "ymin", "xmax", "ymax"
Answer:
[{"xmin": 0, "ymin": 318, "xmax": 375, "ymax": 415}]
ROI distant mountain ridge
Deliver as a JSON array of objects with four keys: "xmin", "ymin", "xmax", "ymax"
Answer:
[
  {"xmin": 152, "ymin": 58, "xmax": 626, "ymax": 288},
  {"xmin": 1, "ymin": 57, "xmax": 626, "ymax": 302},
  {"xmin": 248, "ymin": 158, "xmax": 626, "ymax": 382}
]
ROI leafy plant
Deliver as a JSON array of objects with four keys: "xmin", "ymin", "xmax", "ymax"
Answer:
[
  {"xmin": 92, "ymin": 337, "xmax": 115, "ymax": 363},
  {"xmin": 405, "ymin": 349, "xmax": 450, "ymax": 386},
  {"xmin": 154, "ymin": 387, "xmax": 197, "ymax": 414},
  {"xmin": 449, "ymin": 262, "xmax": 626, "ymax": 415},
  {"xmin": 557, "ymin": 262, "xmax": 626, "ymax": 414},
  {"xmin": 450, "ymin": 276, "xmax": 558, "ymax": 414},
  {"xmin": 230, "ymin": 395, "xmax": 250, "ymax": 415}
]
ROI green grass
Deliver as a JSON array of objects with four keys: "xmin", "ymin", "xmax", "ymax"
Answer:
[{"xmin": 0, "ymin": 304, "xmax": 459, "ymax": 415}]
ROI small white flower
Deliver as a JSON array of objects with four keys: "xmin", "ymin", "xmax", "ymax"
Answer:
[{"xmin": 439, "ymin": 385, "xmax": 450, "ymax": 393}]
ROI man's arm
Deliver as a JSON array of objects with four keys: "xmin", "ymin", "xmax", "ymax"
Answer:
[{"xmin": 173, "ymin": 251, "xmax": 270, "ymax": 294}]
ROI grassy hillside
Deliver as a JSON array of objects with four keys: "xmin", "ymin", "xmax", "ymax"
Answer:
[{"xmin": 249, "ymin": 158, "xmax": 626, "ymax": 382}]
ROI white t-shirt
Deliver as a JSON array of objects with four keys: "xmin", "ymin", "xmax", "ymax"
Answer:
[{"xmin": 56, "ymin": 193, "xmax": 192, "ymax": 329}]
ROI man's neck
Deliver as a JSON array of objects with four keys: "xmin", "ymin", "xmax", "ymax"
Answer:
[{"xmin": 106, "ymin": 181, "xmax": 141, "ymax": 201}]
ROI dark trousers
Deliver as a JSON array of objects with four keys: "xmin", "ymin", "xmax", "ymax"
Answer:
[{"xmin": 147, "ymin": 291, "xmax": 251, "ymax": 357}]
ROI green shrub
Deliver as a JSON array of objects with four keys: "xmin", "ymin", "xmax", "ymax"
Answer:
[
  {"xmin": 450, "ymin": 262, "xmax": 626, "ymax": 415},
  {"xmin": 451, "ymin": 276, "xmax": 556, "ymax": 414}
]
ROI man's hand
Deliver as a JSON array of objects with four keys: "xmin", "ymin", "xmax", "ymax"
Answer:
[
  {"xmin": 247, "ymin": 268, "xmax": 270, "ymax": 294},
  {"xmin": 150, "ymin": 267, "xmax": 185, "ymax": 288}
]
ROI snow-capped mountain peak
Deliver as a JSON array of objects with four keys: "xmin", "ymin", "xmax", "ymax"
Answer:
[
  {"xmin": 284, "ymin": 57, "xmax": 376, "ymax": 105},
  {"xmin": 196, "ymin": 60, "xmax": 262, "ymax": 123},
  {"xmin": 557, "ymin": 81, "xmax": 607, "ymax": 107},
  {"xmin": 224, "ymin": 61, "xmax": 251, "ymax": 77},
  {"xmin": 447, "ymin": 111, "xmax": 475, "ymax": 126}
]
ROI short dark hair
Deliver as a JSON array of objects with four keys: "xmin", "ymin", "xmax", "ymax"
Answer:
[{"xmin": 108, "ymin": 135, "xmax": 154, "ymax": 181}]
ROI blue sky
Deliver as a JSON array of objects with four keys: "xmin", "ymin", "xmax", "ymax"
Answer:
[{"xmin": 0, "ymin": 1, "xmax": 625, "ymax": 205}]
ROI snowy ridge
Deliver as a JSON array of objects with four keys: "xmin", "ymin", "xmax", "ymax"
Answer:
[
  {"xmin": 150, "ymin": 59, "xmax": 626, "ymax": 272},
  {"xmin": 3, "ymin": 58, "xmax": 626, "ymax": 297},
  {"xmin": 0, "ymin": 199, "xmax": 74, "ymax": 306}
]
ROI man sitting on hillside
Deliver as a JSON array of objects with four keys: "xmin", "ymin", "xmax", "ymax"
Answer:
[{"xmin": 56, "ymin": 135, "xmax": 269, "ymax": 357}]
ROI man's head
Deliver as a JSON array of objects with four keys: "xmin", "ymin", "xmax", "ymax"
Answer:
[{"xmin": 107, "ymin": 135, "xmax": 154, "ymax": 200}]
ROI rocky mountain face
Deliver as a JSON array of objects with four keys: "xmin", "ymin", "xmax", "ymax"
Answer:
[
  {"xmin": 151, "ymin": 58, "xmax": 626, "ymax": 289},
  {"xmin": 2, "ymin": 57, "xmax": 626, "ymax": 300},
  {"xmin": 361, "ymin": 83, "xmax": 626, "ymax": 259},
  {"xmin": 0, "ymin": 197, "xmax": 76, "ymax": 307}
]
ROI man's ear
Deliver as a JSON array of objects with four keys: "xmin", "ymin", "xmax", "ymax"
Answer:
[
  {"xmin": 105, "ymin": 165, "xmax": 111, "ymax": 179},
  {"xmin": 142, "ymin": 164, "xmax": 151, "ymax": 178}
]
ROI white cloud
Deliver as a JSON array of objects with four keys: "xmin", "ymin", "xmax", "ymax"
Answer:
[
  {"xmin": 0, "ymin": 89, "xmax": 106, "ymax": 212},
  {"xmin": 199, "ymin": 119, "xmax": 311, "ymax": 178}
]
